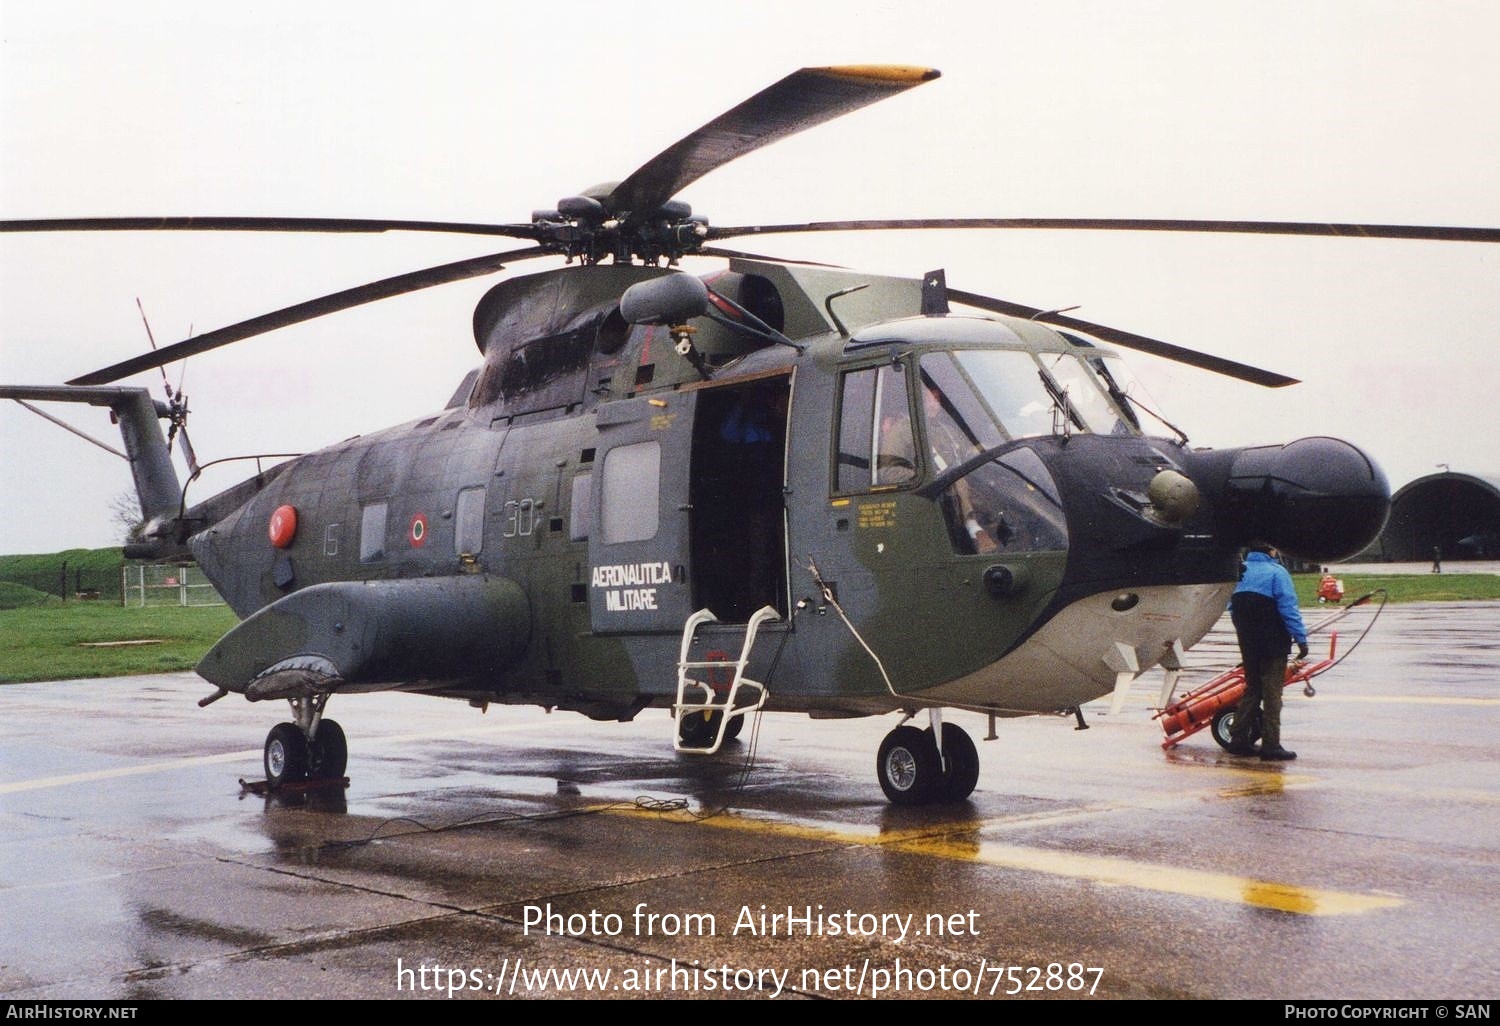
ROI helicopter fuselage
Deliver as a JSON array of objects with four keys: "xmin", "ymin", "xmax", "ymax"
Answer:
[{"xmin": 185, "ymin": 261, "xmax": 1389, "ymax": 727}]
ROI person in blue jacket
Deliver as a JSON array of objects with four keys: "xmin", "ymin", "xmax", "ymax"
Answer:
[{"xmin": 1226, "ymin": 544, "xmax": 1309, "ymax": 760}]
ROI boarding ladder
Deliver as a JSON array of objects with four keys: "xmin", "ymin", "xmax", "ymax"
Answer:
[{"xmin": 673, "ymin": 605, "xmax": 779, "ymax": 754}]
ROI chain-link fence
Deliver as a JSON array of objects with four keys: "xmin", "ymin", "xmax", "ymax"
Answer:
[
  {"xmin": 121, "ymin": 563, "xmax": 225, "ymax": 607},
  {"xmin": 2, "ymin": 556, "xmax": 226, "ymax": 607}
]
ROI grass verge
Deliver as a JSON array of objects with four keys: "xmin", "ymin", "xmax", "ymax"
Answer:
[
  {"xmin": 1292, "ymin": 572, "xmax": 1500, "ymax": 606},
  {"xmin": 0, "ymin": 604, "xmax": 239, "ymax": 683}
]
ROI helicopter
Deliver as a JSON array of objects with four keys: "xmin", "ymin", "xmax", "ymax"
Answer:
[{"xmin": 4, "ymin": 64, "xmax": 1493, "ymax": 805}]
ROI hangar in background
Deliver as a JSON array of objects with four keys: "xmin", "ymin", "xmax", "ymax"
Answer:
[{"xmin": 1361, "ymin": 471, "xmax": 1500, "ymax": 562}]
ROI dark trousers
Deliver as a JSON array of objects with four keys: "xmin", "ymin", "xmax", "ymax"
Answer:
[{"xmin": 1230, "ymin": 647, "xmax": 1287, "ymax": 749}]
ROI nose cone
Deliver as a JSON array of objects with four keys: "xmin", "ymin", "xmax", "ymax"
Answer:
[{"xmin": 1221, "ymin": 437, "xmax": 1391, "ymax": 562}]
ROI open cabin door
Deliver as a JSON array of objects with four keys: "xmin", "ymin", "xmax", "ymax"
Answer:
[
  {"xmin": 588, "ymin": 392, "xmax": 699, "ymax": 633},
  {"xmin": 688, "ymin": 373, "xmax": 791, "ymax": 624}
]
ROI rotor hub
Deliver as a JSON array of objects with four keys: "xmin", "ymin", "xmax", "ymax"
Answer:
[{"xmin": 530, "ymin": 196, "xmax": 708, "ymax": 266}]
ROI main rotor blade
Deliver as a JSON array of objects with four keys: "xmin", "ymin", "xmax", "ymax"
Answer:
[
  {"xmin": 608, "ymin": 65, "xmax": 939, "ymax": 219},
  {"xmin": 708, "ymin": 217, "xmax": 1500, "ymax": 244},
  {"xmin": 946, "ymin": 287, "xmax": 1300, "ymax": 388},
  {"xmin": 696, "ymin": 245, "xmax": 847, "ymax": 269},
  {"xmin": 69, "ymin": 246, "xmax": 552, "ymax": 386},
  {"xmin": 1, "ymin": 217, "xmax": 542, "ymax": 240}
]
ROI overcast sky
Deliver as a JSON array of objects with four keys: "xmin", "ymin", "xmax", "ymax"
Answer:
[{"xmin": 2, "ymin": 0, "xmax": 1497, "ymax": 554}]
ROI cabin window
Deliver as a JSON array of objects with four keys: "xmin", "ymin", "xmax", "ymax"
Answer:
[
  {"xmin": 455, "ymin": 487, "xmax": 485, "ymax": 555},
  {"xmin": 359, "ymin": 502, "xmax": 387, "ymax": 562},
  {"xmin": 600, "ymin": 441, "xmax": 660, "ymax": 543},
  {"xmin": 569, "ymin": 473, "xmax": 592, "ymax": 541},
  {"xmin": 836, "ymin": 364, "xmax": 916, "ymax": 492}
]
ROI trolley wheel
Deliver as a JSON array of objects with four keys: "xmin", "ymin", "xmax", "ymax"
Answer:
[
  {"xmin": 678, "ymin": 710, "xmax": 720, "ymax": 747},
  {"xmin": 877, "ymin": 725, "xmax": 942, "ymax": 805},
  {"xmin": 1211, "ymin": 707, "xmax": 1262, "ymax": 751},
  {"xmin": 722, "ymin": 712, "xmax": 744, "ymax": 743}
]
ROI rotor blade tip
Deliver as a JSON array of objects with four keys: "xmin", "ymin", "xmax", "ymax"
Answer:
[{"xmin": 812, "ymin": 64, "xmax": 941, "ymax": 85}]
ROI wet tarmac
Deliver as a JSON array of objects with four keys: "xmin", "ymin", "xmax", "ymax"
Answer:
[{"xmin": 1, "ymin": 601, "xmax": 1497, "ymax": 1000}]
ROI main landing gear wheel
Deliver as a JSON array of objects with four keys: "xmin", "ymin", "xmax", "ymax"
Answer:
[
  {"xmin": 265, "ymin": 722, "xmax": 310, "ymax": 787},
  {"xmin": 310, "ymin": 719, "xmax": 348, "ymax": 779},
  {"xmin": 877, "ymin": 721, "xmax": 981, "ymax": 805},
  {"xmin": 877, "ymin": 725, "xmax": 942, "ymax": 805},
  {"xmin": 1210, "ymin": 707, "xmax": 1262, "ymax": 751},
  {"xmin": 934, "ymin": 723, "xmax": 979, "ymax": 802}
]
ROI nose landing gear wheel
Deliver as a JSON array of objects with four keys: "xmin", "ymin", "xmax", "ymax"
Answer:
[
  {"xmin": 264, "ymin": 722, "xmax": 310, "ymax": 787},
  {"xmin": 933, "ymin": 723, "xmax": 980, "ymax": 802},
  {"xmin": 310, "ymin": 719, "xmax": 348, "ymax": 779},
  {"xmin": 877, "ymin": 725, "xmax": 941, "ymax": 805}
]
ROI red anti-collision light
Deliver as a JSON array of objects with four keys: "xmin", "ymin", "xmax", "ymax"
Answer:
[{"xmin": 268, "ymin": 505, "xmax": 298, "ymax": 548}]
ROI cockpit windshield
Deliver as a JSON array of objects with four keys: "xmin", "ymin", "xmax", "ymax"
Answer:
[
  {"xmin": 920, "ymin": 348, "xmax": 1136, "ymax": 443},
  {"xmin": 945, "ymin": 350, "xmax": 1054, "ymax": 439},
  {"xmin": 1034, "ymin": 351, "xmax": 1133, "ymax": 436},
  {"xmin": 912, "ymin": 346, "xmax": 1139, "ymax": 555}
]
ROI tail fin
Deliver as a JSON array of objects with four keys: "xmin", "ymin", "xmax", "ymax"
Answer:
[{"xmin": 3, "ymin": 385, "xmax": 182, "ymax": 544}]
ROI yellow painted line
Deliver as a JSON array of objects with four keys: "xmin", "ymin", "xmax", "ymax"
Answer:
[
  {"xmin": 895, "ymin": 836, "xmax": 1400, "ymax": 916},
  {"xmin": 0, "ymin": 750, "xmax": 257, "ymax": 795},
  {"xmin": 600, "ymin": 805, "xmax": 1403, "ymax": 917}
]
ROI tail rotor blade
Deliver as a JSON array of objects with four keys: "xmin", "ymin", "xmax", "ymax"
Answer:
[
  {"xmin": 135, "ymin": 297, "xmax": 178, "ymax": 399},
  {"xmin": 175, "ymin": 425, "xmax": 201, "ymax": 478}
]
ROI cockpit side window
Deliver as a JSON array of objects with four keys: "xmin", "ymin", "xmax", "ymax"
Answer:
[
  {"xmin": 835, "ymin": 368, "xmax": 875, "ymax": 492},
  {"xmin": 874, "ymin": 367, "xmax": 916, "ymax": 486},
  {"xmin": 835, "ymin": 364, "xmax": 917, "ymax": 492}
]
